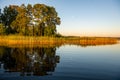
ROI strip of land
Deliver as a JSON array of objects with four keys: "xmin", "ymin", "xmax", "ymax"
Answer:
[{"xmin": 0, "ymin": 35, "xmax": 118, "ymax": 47}]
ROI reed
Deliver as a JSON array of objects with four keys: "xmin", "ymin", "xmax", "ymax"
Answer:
[{"xmin": 0, "ymin": 35, "xmax": 118, "ymax": 47}]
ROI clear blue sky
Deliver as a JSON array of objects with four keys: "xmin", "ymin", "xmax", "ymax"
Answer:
[{"xmin": 0, "ymin": 0, "xmax": 120, "ymax": 37}]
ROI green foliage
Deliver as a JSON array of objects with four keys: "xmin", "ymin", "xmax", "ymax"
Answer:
[
  {"xmin": 32, "ymin": 4, "xmax": 60, "ymax": 36},
  {"xmin": 0, "ymin": 9, "xmax": 2, "ymax": 23},
  {"xmin": 44, "ymin": 25, "xmax": 56, "ymax": 36},
  {"xmin": 0, "ymin": 6, "xmax": 18, "ymax": 34},
  {"xmin": 0, "ymin": 3, "xmax": 61, "ymax": 36},
  {"xmin": 0, "ymin": 23, "xmax": 5, "ymax": 35},
  {"xmin": 55, "ymin": 33, "xmax": 62, "ymax": 37},
  {"xmin": 11, "ymin": 4, "xmax": 30, "ymax": 35}
]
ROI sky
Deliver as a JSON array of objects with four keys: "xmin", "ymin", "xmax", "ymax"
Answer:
[{"xmin": 0, "ymin": 0, "xmax": 120, "ymax": 37}]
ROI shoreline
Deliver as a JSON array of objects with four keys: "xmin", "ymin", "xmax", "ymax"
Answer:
[{"xmin": 0, "ymin": 35, "xmax": 118, "ymax": 47}]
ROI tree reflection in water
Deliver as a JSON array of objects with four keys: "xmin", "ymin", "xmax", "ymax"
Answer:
[{"xmin": 0, "ymin": 46, "xmax": 60, "ymax": 76}]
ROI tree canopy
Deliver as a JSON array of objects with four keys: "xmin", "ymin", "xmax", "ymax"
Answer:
[{"xmin": 0, "ymin": 3, "xmax": 61, "ymax": 36}]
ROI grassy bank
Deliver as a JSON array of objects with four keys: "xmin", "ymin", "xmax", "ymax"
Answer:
[{"xmin": 0, "ymin": 35, "xmax": 118, "ymax": 47}]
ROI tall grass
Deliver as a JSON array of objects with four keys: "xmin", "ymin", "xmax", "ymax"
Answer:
[{"xmin": 0, "ymin": 35, "xmax": 118, "ymax": 47}]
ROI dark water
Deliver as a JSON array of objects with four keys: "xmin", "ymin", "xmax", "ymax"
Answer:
[{"xmin": 0, "ymin": 43, "xmax": 120, "ymax": 80}]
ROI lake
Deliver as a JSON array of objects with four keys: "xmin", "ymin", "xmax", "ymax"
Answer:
[{"xmin": 0, "ymin": 43, "xmax": 120, "ymax": 80}]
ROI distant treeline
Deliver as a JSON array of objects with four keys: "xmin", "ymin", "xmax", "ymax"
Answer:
[{"xmin": 0, "ymin": 3, "xmax": 61, "ymax": 36}]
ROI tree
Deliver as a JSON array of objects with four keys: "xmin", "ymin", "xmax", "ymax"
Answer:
[
  {"xmin": 32, "ymin": 4, "xmax": 61, "ymax": 36},
  {"xmin": 11, "ymin": 4, "xmax": 30, "ymax": 35},
  {"xmin": 26, "ymin": 4, "xmax": 33, "ymax": 36},
  {"xmin": 1, "ymin": 6, "xmax": 18, "ymax": 34},
  {"xmin": 0, "ymin": 23, "xmax": 5, "ymax": 35},
  {"xmin": 0, "ymin": 9, "xmax": 2, "ymax": 23},
  {"xmin": 1, "ymin": 3, "xmax": 61, "ymax": 36},
  {"xmin": 43, "ymin": 6, "xmax": 60, "ymax": 36}
]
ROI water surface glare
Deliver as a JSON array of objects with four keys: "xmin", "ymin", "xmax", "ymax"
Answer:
[{"xmin": 0, "ymin": 43, "xmax": 120, "ymax": 80}]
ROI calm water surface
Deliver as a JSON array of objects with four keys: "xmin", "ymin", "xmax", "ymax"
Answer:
[{"xmin": 0, "ymin": 43, "xmax": 120, "ymax": 80}]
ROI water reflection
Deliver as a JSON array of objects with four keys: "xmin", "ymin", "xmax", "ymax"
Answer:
[{"xmin": 0, "ymin": 46, "xmax": 60, "ymax": 76}]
